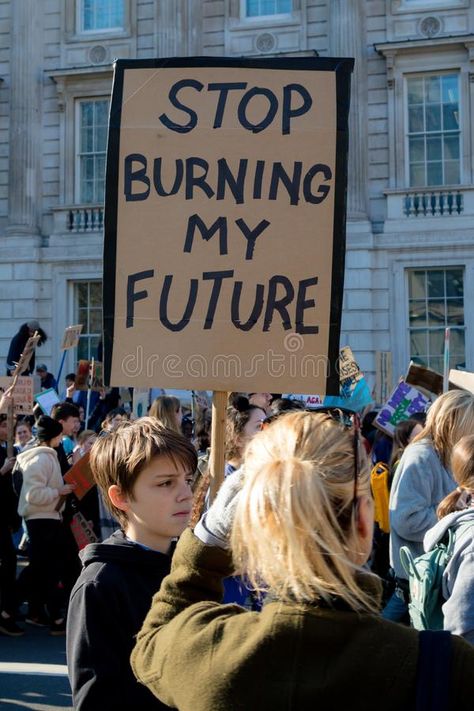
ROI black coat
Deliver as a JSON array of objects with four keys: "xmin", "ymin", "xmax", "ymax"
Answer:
[{"xmin": 66, "ymin": 531, "xmax": 174, "ymax": 710}]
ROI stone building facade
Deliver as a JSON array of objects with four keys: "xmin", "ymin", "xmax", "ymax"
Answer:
[{"xmin": 0, "ymin": 0, "xmax": 473, "ymax": 395}]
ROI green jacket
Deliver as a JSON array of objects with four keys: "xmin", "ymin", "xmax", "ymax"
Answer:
[{"xmin": 132, "ymin": 529, "xmax": 474, "ymax": 711}]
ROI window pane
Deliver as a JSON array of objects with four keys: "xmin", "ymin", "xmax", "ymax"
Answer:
[
  {"xmin": 409, "ymin": 270, "xmax": 426, "ymax": 299},
  {"xmin": 89, "ymin": 309, "xmax": 102, "ymax": 333},
  {"xmin": 442, "ymin": 75, "xmax": 459, "ymax": 104},
  {"xmin": 429, "ymin": 356, "xmax": 444, "ymax": 374},
  {"xmin": 427, "ymin": 300, "xmax": 445, "ymax": 326},
  {"xmin": 445, "ymin": 160, "xmax": 460, "ymax": 185},
  {"xmin": 409, "ymin": 300, "xmax": 427, "ymax": 327},
  {"xmin": 426, "ymin": 136, "xmax": 441, "ymax": 161},
  {"xmin": 447, "ymin": 299, "xmax": 464, "ymax": 325},
  {"xmin": 90, "ymin": 337, "xmax": 101, "ymax": 360},
  {"xmin": 443, "ymin": 104, "xmax": 459, "ymax": 131},
  {"xmin": 410, "ymin": 330, "xmax": 427, "ymax": 358},
  {"xmin": 428, "ymin": 330, "xmax": 444, "ymax": 357},
  {"xmin": 76, "ymin": 283, "xmax": 88, "ymax": 308},
  {"xmin": 409, "ymin": 106, "xmax": 424, "ymax": 132},
  {"xmin": 427, "ymin": 162, "xmax": 442, "ymax": 186},
  {"xmin": 90, "ymin": 282, "xmax": 102, "ymax": 306},
  {"xmin": 77, "ymin": 338, "xmax": 89, "ymax": 361},
  {"xmin": 78, "ymin": 307, "xmax": 89, "ymax": 332},
  {"xmin": 446, "ymin": 269, "xmax": 463, "ymax": 297},
  {"xmin": 427, "ymin": 270, "xmax": 444, "ymax": 298},
  {"xmin": 426, "ymin": 76, "xmax": 440, "ymax": 103},
  {"xmin": 409, "ymin": 137, "xmax": 425, "ymax": 162},
  {"xmin": 444, "ymin": 135, "xmax": 460, "ymax": 160},
  {"xmin": 407, "ymin": 78, "xmax": 424, "ymax": 105},
  {"xmin": 426, "ymin": 105, "xmax": 441, "ymax": 132},
  {"xmin": 410, "ymin": 164, "xmax": 425, "ymax": 186},
  {"xmin": 82, "ymin": 0, "xmax": 124, "ymax": 31}
]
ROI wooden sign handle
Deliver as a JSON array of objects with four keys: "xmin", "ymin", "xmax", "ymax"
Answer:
[{"xmin": 209, "ymin": 390, "xmax": 228, "ymax": 502}]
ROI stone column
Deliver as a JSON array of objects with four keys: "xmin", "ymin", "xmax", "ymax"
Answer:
[
  {"xmin": 7, "ymin": 0, "xmax": 43, "ymax": 238},
  {"xmin": 156, "ymin": 0, "xmax": 185, "ymax": 56},
  {"xmin": 329, "ymin": 0, "xmax": 368, "ymax": 219}
]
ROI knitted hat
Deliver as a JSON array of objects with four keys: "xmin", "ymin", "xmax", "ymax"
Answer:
[
  {"xmin": 36, "ymin": 416, "xmax": 62, "ymax": 443},
  {"xmin": 36, "ymin": 363, "xmax": 48, "ymax": 372}
]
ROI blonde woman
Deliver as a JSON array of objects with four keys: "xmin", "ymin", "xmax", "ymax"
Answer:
[
  {"xmin": 386, "ymin": 390, "xmax": 474, "ymax": 623},
  {"xmin": 132, "ymin": 411, "xmax": 474, "ymax": 709},
  {"xmin": 424, "ymin": 434, "xmax": 474, "ymax": 643},
  {"xmin": 149, "ymin": 396, "xmax": 182, "ymax": 434}
]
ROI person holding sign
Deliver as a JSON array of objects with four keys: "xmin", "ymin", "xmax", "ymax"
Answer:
[
  {"xmin": 132, "ymin": 410, "xmax": 474, "ymax": 708},
  {"xmin": 386, "ymin": 391, "xmax": 474, "ymax": 623},
  {"xmin": 6, "ymin": 321, "xmax": 47, "ymax": 376}
]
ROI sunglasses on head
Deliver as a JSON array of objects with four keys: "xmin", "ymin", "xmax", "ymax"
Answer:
[{"xmin": 312, "ymin": 406, "xmax": 360, "ymax": 510}]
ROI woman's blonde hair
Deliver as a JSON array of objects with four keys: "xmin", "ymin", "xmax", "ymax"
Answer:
[
  {"xmin": 231, "ymin": 411, "xmax": 376, "ymax": 613},
  {"xmin": 149, "ymin": 396, "xmax": 181, "ymax": 434},
  {"xmin": 412, "ymin": 390, "xmax": 474, "ymax": 467},
  {"xmin": 437, "ymin": 434, "xmax": 474, "ymax": 518}
]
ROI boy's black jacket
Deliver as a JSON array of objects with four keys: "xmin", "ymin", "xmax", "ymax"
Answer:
[{"xmin": 67, "ymin": 530, "xmax": 175, "ymax": 710}]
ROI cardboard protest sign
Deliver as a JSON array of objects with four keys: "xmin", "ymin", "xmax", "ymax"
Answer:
[
  {"xmin": 374, "ymin": 381, "xmax": 429, "ymax": 437},
  {"xmin": 282, "ymin": 393, "xmax": 322, "ymax": 408},
  {"xmin": 0, "ymin": 377, "xmax": 34, "ymax": 415},
  {"xmin": 11, "ymin": 333, "xmax": 41, "ymax": 376},
  {"xmin": 449, "ymin": 369, "xmax": 474, "ymax": 394},
  {"xmin": 64, "ymin": 451, "xmax": 95, "ymax": 500},
  {"xmin": 322, "ymin": 346, "xmax": 372, "ymax": 412},
  {"xmin": 34, "ymin": 388, "xmax": 60, "ymax": 416},
  {"xmin": 60, "ymin": 324, "xmax": 83, "ymax": 351},
  {"xmin": 76, "ymin": 360, "xmax": 104, "ymax": 392},
  {"xmin": 405, "ymin": 361, "xmax": 443, "ymax": 397},
  {"xmin": 104, "ymin": 56, "xmax": 353, "ymax": 395}
]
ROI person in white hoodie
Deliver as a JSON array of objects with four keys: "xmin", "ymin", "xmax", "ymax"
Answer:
[
  {"xmin": 424, "ymin": 433, "xmax": 474, "ymax": 644},
  {"xmin": 17, "ymin": 416, "xmax": 75, "ymax": 635}
]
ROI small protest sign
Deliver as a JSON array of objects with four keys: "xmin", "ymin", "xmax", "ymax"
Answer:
[
  {"xmin": 64, "ymin": 451, "xmax": 95, "ymax": 501},
  {"xmin": 449, "ymin": 369, "xmax": 474, "ymax": 394},
  {"xmin": 0, "ymin": 377, "xmax": 34, "ymax": 415},
  {"xmin": 374, "ymin": 381, "xmax": 429, "ymax": 437},
  {"xmin": 323, "ymin": 347, "xmax": 372, "ymax": 412},
  {"xmin": 104, "ymin": 56, "xmax": 353, "ymax": 395},
  {"xmin": 76, "ymin": 360, "xmax": 104, "ymax": 392},
  {"xmin": 60, "ymin": 324, "xmax": 83, "ymax": 351},
  {"xmin": 34, "ymin": 388, "xmax": 61, "ymax": 416},
  {"xmin": 282, "ymin": 393, "xmax": 322, "ymax": 408},
  {"xmin": 405, "ymin": 361, "xmax": 443, "ymax": 397},
  {"xmin": 11, "ymin": 333, "xmax": 41, "ymax": 376},
  {"xmin": 339, "ymin": 346, "xmax": 362, "ymax": 390}
]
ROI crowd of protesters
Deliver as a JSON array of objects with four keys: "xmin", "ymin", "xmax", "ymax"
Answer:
[{"xmin": 1, "ymin": 326, "xmax": 474, "ymax": 707}]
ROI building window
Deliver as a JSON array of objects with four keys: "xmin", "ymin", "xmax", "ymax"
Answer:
[
  {"xmin": 74, "ymin": 281, "xmax": 103, "ymax": 362},
  {"xmin": 76, "ymin": 99, "xmax": 109, "ymax": 204},
  {"xmin": 407, "ymin": 73, "xmax": 460, "ymax": 187},
  {"xmin": 408, "ymin": 268, "xmax": 465, "ymax": 373},
  {"xmin": 245, "ymin": 0, "xmax": 292, "ymax": 17},
  {"xmin": 80, "ymin": 0, "xmax": 124, "ymax": 32}
]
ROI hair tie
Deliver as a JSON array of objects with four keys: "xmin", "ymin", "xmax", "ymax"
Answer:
[{"xmin": 457, "ymin": 486, "xmax": 465, "ymax": 493}]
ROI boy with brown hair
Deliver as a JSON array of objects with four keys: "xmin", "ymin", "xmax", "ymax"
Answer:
[{"xmin": 66, "ymin": 417, "xmax": 196, "ymax": 710}]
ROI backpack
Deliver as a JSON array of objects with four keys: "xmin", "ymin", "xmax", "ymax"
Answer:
[
  {"xmin": 370, "ymin": 462, "xmax": 390, "ymax": 533},
  {"xmin": 400, "ymin": 521, "xmax": 473, "ymax": 631}
]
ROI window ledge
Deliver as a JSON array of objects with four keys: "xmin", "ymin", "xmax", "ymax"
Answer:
[
  {"xmin": 229, "ymin": 11, "xmax": 301, "ymax": 32},
  {"xmin": 52, "ymin": 204, "xmax": 104, "ymax": 235},
  {"xmin": 375, "ymin": 33, "xmax": 474, "ymax": 56},
  {"xmin": 65, "ymin": 29, "xmax": 131, "ymax": 44}
]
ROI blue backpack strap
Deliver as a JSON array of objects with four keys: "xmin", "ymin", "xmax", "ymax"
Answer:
[{"xmin": 416, "ymin": 630, "xmax": 452, "ymax": 711}]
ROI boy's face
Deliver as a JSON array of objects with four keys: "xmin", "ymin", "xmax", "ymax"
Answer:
[
  {"xmin": 114, "ymin": 455, "xmax": 193, "ymax": 553},
  {"xmin": 60, "ymin": 416, "xmax": 78, "ymax": 437}
]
